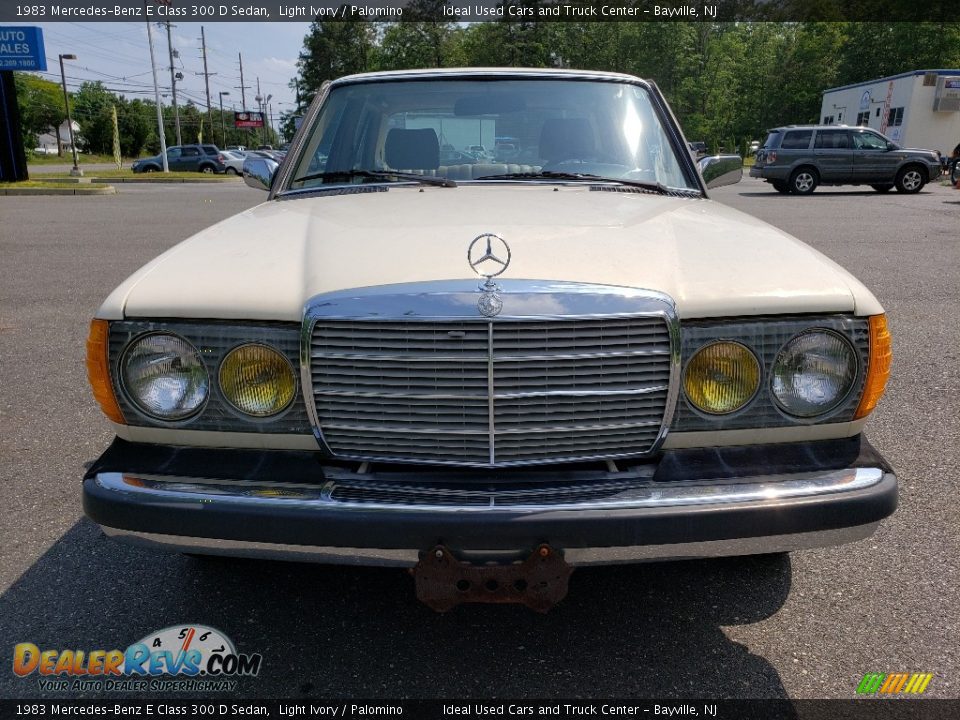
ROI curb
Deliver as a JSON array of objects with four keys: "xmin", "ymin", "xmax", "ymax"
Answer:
[
  {"xmin": 94, "ymin": 176, "xmax": 240, "ymax": 183},
  {"xmin": 0, "ymin": 185, "xmax": 117, "ymax": 196},
  {"xmin": 29, "ymin": 177, "xmax": 88, "ymax": 183}
]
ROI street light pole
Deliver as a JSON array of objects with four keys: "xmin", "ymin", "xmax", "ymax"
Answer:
[
  {"xmin": 58, "ymin": 54, "xmax": 82, "ymax": 177},
  {"xmin": 219, "ymin": 91, "xmax": 230, "ymax": 148}
]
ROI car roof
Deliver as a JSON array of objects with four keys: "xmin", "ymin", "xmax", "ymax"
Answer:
[
  {"xmin": 333, "ymin": 67, "xmax": 651, "ymax": 87},
  {"xmin": 767, "ymin": 125, "xmax": 875, "ymax": 132}
]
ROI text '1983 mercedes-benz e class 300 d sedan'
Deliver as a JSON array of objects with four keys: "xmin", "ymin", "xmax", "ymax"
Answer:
[{"xmin": 84, "ymin": 69, "xmax": 896, "ymax": 612}]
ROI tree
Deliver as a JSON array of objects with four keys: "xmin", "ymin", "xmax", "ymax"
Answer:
[
  {"xmin": 295, "ymin": 20, "xmax": 374, "ymax": 102},
  {"xmin": 71, "ymin": 81, "xmax": 116, "ymax": 153},
  {"xmin": 372, "ymin": 1, "xmax": 458, "ymax": 71},
  {"xmin": 459, "ymin": 5, "xmax": 554, "ymax": 68},
  {"xmin": 13, "ymin": 73, "xmax": 66, "ymax": 154},
  {"xmin": 117, "ymin": 99, "xmax": 151, "ymax": 157},
  {"xmin": 838, "ymin": 23, "xmax": 960, "ymax": 85}
]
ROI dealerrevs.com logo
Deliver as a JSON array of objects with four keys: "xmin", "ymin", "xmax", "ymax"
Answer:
[
  {"xmin": 12, "ymin": 624, "xmax": 262, "ymax": 692},
  {"xmin": 856, "ymin": 672, "xmax": 934, "ymax": 695}
]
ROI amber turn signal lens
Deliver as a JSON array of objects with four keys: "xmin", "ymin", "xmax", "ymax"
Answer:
[
  {"xmin": 684, "ymin": 341, "xmax": 761, "ymax": 415},
  {"xmin": 85, "ymin": 319, "xmax": 125, "ymax": 424},
  {"xmin": 854, "ymin": 314, "xmax": 892, "ymax": 419}
]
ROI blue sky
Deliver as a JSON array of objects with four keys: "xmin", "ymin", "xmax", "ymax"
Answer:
[{"xmin": 14, "ymin": 21, "xmax": 312, "ymax": 118}]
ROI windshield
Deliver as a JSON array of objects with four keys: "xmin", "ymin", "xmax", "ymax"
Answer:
[{"xmin": 288, "ymin": 78, "xmax": 698, "ymax": 192}]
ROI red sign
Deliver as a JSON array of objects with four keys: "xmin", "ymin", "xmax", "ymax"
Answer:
[{"xmin": 234, "ymin": 111, "xmax": 264, "ymax": 129}]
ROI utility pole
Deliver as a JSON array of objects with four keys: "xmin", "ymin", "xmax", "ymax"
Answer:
[
  {"xmin": 255, "ymin": 76, "xmax": 264, "ymax": 146},
  {"xmin": 58, "ymin": 54, "xmax": 81, "ymax": 176},
  {"xmin": 236, "ymin": 53, "xmax": 252, "ymax": 146},
  {"xmin": 198, "ymin": 26, "xmax": 214, "ymax": 144},
  {"xmin": 237, "ymin": 52, "xmax": 249, "ymax": 110},
  {"xmin": 145, "ymin": 3, "xmax": 168, "ymax": 172},
  {"xmin": 165, "ymin": 20, "xmax": 181, "ymax": 146}
]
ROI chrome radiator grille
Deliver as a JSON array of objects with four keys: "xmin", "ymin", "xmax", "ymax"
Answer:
[{"xmin": 309, "ymin": 317, "xmax": 672, "ymax": 466}]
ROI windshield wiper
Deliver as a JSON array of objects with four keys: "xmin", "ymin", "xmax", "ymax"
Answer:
[
  {"xmin": 291, "ymin": 169, "xmax": 456, "ymax": 188},
  {"xmin": 474, "ymin": 171, "xmax": 679, "ymax": 195}
]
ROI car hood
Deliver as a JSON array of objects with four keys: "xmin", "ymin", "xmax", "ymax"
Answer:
[{"xmin": 100, "ymin": 184, "xmax": 882, "ymax": 321}]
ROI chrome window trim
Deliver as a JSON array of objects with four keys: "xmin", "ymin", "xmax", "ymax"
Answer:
[
  {"xmin": 300, "ymin": 280, "xmax": 681, "ymax": 467},
  {"xmin": 269, "ymin": 79, "xmax": 331, "ymax": 201},
  {"xmin": 273, "ymin": 69, "xmax": 705, "ymax": 198}
]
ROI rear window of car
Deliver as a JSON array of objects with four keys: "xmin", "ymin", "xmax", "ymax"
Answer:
[
  {"xmin": 762, "ymin": 132, "xmax": 782, "ymax": 149},
  {"xmin": 780, "ymin": 130, "xmax": 813, "ymax": 150}
]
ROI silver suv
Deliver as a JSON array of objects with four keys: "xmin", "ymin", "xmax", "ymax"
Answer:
[{"xmin": 750, "ymin": 125, "xmax": 941, "ymax": 194}]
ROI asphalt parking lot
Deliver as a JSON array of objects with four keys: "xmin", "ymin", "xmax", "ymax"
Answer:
[{"xmin": 1, "ymin": 176, "xmax": 957, "ymax": 700}]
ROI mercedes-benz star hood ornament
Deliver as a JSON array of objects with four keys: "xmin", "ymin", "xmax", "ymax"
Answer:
[{"xmin": 467, "ymin": 233, "xmax": 511, "ymax": 317}]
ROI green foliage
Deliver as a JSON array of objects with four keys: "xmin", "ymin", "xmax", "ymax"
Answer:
[
  {"xmin": 117, "ymin": 100, "xmax": 151, "ymax": 157},
  {"xmin": 296, "ymin": 21, "xmax": 375, "ymax": 102},
  {"xmin": 71, "ymin": 82, "xmax": 115, "ymax": 154},
  {"xmin": 13, "ymin": 73, "xmax": 65, "ymax": 152},
  {"xmin": 288, "ymin": 20, "xmax": 960, "ymax": 151}
]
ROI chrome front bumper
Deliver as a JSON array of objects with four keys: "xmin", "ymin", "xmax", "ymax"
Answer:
[{"xmin": 83, "ymin": 436, "xmax": 897, "ymax": 567}]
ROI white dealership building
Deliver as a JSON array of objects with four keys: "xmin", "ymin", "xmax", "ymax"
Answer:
[{"xmin": 820, "ymin": 69, "xmax": 960, "ymax": 154}]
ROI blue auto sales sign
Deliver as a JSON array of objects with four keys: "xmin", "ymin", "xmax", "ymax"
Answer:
[{"xmin": 0, "ymin": 26, "xmax": 47, "ymax": 71}]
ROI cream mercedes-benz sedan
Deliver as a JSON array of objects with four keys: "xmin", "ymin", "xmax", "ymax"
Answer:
[{"xmin": 84, "ymin": 69, "xmax": 895, "ymax": 611}]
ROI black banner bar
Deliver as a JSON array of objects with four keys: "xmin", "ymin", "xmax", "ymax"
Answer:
[
  {"xmin": 2, "ymin": 0, "xmax": 960, "ymax": 23},
  {"xmin": 3, "ymin": 700, "xmax": 960, "ymax": 719}
]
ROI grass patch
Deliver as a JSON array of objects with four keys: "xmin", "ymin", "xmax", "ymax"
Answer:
[
  {"xmin": 0, "ymin": 180, "xmax": 111, "ymax": 189},
  {"xmin": 41, "ymin": 169, "xmax": 237, "ymax": 181},
  {"xmin": 27, "ymin": 153, "xmax": 142, "ymax": 166}
]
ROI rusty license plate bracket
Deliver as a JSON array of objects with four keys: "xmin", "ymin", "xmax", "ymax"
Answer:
[{"xmin": 413, "ymin": 544, "xmax": 572, "ymax": 613}]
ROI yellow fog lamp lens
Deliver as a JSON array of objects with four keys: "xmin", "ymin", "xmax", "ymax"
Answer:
[
  {"xmin": 684, "ymin": 341, "xmax": 761, "ymax": 414},
  {"xmin": 219, "ymin": 344, "xmax": 297, "ymax": 417}
]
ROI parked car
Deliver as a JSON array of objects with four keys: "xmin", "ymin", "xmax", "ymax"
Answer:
[
  {"xmin": 751, "ymin": 125, "xmax": 941, "ymax": 194},
  {"xmin": 131, "ymin": 144, "xmax": 227, "ymax": 174},
  {"xmin": 247, "ymin": 149, "xmax": 285, "ymax": 163},
  {"xmin": 219, "ymin": 150, "xmax": 247, "ymax": 175},
  {"xmin": 466, "ymin": 144, "xmax": 493, "ymax": 161},
  {"xmin": 439, "ymin": 148, "xmax": 478, "ymax": 165},
  {"xmin": 85, "ymin": 68, "xmax": 896, "ymax": 612}
]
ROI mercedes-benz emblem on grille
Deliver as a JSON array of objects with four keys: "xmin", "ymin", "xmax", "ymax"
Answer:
[{"xmin": 468, "ymin": 233, "xmax": 511, "ymax": 317}]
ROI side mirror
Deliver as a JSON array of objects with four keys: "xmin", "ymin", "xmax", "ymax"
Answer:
[
  {"xmin": 243, "ymin": 156, "xmax": 279, "ymax": 191},
  {"xmin": 698, "ymin": 154, "xmax": 743, "ymax": 189}
]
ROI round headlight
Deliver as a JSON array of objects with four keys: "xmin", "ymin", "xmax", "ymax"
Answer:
[
  {"xmin": 684, "ymin": 341, "xmax": 760, "ymax": 415},
  {"xmin": 121, "ymin": 333, "xmax": 209, "ymax": 420},
  {"xmin": 219, "ymin": 343, "xmax": 296, "ymax": 417},
  {"xmin": 771, "ymin": 330, "xmax": 857, "ymax": 417}
]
